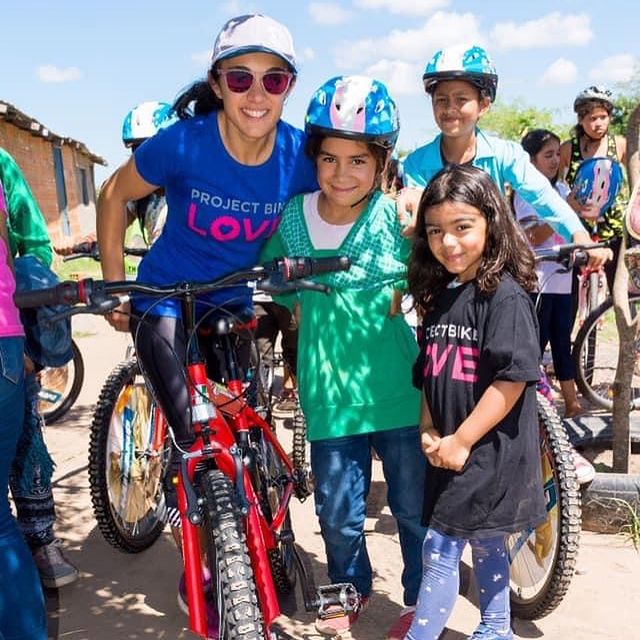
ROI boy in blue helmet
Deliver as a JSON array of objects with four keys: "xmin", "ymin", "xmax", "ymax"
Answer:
[
  {"xmin": 399, "ymin": 44, "xmax": 611, "ymax": 270},
  {"xmin": 261, "ymin": 75, "xmax": 425, "ymax": 638}
]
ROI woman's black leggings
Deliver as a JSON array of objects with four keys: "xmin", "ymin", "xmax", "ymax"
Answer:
[{"xmin": 130, "ymin": 313, "xmax": 250, "ymax": 515}]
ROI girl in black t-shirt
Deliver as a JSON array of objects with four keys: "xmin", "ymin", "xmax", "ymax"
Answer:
[{"xmin": 403, "ymin": 165, "xmax": 546, "ymax": 640}]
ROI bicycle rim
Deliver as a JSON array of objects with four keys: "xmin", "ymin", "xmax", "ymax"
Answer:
[
  {"xmin": 573, "ymin": 295, "xmax": 640, "ymax": 411},
  {"xmin": 507, "ymin": 394, "xmax": 581, "ymax": 619},
  {"xmin": 89, "ymin": 358, "xmax": 169, "ymax": 552},
  {"xmin": 39, "ymin": 339, "xmax": 85, "ymax": 423}
]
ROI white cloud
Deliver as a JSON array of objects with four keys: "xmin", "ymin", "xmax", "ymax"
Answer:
[
  {"xmin": 364, "ymin": 59, "xmax": 424, "ymax": 95},
  {"xmin": 490, "ymin": 12, "xmax": 592, "ymax": 50},
  {"xmin": 37, "ymin": 65, "xmax": 82, "ymax": 83},
  {"xmin": 353, "ymin": 0, "xmax": 450, "ymax": 16},
  {"xmin": 540, "ymin": 58, "xmax": 578, "ymax": 85},
  {"xmin": 301, "ymin": 47, "xmax": 316, "ymax": 61},
  {"xmin": 334, "ymin": 11, "xmax": 484, "ymax": 69},
  {"xmin": 309, "ymin": 2, "xmax": 353, "ymax": 25},
  {"xmin": 590, "ymin": 54, "xmax": 638, "ymax": 84}
]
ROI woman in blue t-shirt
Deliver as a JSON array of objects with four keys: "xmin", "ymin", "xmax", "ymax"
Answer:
[{"xmin": 96, "ymin": 13, "xmax": 316, "ymax": 631}]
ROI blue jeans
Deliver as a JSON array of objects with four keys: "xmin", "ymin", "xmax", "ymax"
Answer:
[
  {"xmin": 310, "ymin": 426, "xmax": 426, "ymax": 606},
  {"xmin": 0, "ymin": 337, "xmax": 47, "ymax": 640}
]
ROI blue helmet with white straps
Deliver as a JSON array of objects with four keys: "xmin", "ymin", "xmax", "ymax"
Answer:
[
  {"xmin": 122, "ymin": 101, "xmax": 177, "ymax": 148},
  {"xmin": 423, "ymin": 44, "xmax": 498, "ymax": 102},
  {"xmin": 305, "ymin": 75, "xmax": 400, "ymax": 149}
]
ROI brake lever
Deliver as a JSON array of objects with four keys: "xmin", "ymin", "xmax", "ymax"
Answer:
[
  {"xmin": 44, "ymin": 296, "xmax": 125, "ymax": 325},
  {"xmin": 259, "ymin": 277, "xmax": 330, "ymax": 295}
]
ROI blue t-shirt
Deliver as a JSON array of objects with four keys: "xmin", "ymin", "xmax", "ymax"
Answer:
[
  {"xmin": 133, "ymin": 112, "xmax": 317, "ymax": 316},
  {"xmin": 403, "ymin": 128, "xmax": 584, "ymax": 242}
]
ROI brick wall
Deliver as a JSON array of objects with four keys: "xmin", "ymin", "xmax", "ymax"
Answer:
[{"xmin": 0, "ymin": 120, "xmax": 98, "ymax": 248}]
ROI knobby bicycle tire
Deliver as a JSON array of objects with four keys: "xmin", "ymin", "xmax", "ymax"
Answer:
[
  {"xmin": 200, "ymin": 469, "xmax": 264, "ymax": 640},
  {"xmin": 251, "ymin": 428, "xmax": 296, "ymax": 594},
  {"xmin": 39, "ymin": 339, "xmax": 85, "ymax": 424},
  {"xmin": 89, "ymin": 358, "xmax": 168, "ymax": 552},
  {"xmin": 573, "ymin": 294, "xmax": 640, "ymax": 411},
  {"xmin": 508, "ymin": 394, "xmax": 581, "ymax": 620}
]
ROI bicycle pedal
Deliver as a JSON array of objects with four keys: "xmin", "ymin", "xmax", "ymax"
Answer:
[
  {"xmin": 292, "ymin": 468, "xmax": 314, "ymax": 501},
  {"xmin": 315, "ymin": 583, "xmax": 360, "ymax": 619}
]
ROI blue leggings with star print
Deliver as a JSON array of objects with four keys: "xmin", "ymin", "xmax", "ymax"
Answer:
[{"xmin": 405, "ymin": 527, "xmax": 511, "ymax": 640}]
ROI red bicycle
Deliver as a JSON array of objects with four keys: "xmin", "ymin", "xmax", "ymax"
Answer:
[{"xmin": 16, "ymin": 256, "xmax": 360, "ymax": 640}]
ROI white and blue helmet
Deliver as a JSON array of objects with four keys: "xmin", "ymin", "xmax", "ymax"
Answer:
[
  {"xmin": 573, "ymin": 157, "xmax": 623, "ymax": 218},
  {"xmin": 573, "ymin": 86, "xmax": 614, "ymax": 113},
  {"xmin": 423, "ymin": 44, "xmax": 498, "ymax": 102},
  {"xmin": 305, "ymin": 76, "xmax": 399, "ymax": 149},
  {"xmin": 122, "ymin": 101, "xmax": 176, "ymax": 148}
]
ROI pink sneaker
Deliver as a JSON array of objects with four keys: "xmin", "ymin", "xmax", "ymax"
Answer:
[
  {"xmin": 314, "ymin": 596, "xmax": 369, "ymax": 636},
  {"xmin": 572, "ymin": 449, "xmax": 596, "ymax": 485},
  {"xmin": 386, "ymin": 606, "xmax": 416, "ymax": 639}
]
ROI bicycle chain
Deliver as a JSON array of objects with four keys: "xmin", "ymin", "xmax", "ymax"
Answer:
[{"xmin": 291, "ymin": 406, "xmax": 314, "ymax": 501}]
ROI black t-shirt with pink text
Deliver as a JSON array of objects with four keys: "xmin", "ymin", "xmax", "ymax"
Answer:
[{"xmin": 416, "ymin": 275, "xmax": 547, "ymax": 538}]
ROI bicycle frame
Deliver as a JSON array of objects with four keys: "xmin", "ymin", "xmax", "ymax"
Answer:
[{"xmin": 166, "ymin": 294, "xmax": 295, "ymax": 638}]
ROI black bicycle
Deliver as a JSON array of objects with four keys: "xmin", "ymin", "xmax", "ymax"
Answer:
[{"xmin": 506, "ymin": 243, "xmax": 595, "ymax": 619}]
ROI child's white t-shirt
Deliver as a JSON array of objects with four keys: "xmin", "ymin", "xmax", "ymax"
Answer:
[
  {"xmin": 303, "ymin": 191, "xmax": 355, "ymax": 249},
  {"xmin": 514, "ymin": 182, "xmax": 572, "ymax": 295}
]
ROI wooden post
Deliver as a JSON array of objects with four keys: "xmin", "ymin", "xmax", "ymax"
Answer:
[{"xmin": 610, "ymin": 102, "xmax": 640, "ymax": 472}]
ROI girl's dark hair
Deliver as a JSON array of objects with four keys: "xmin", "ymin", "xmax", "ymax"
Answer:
[
  {"xmin": 173, "ymin": 68, "xmax": 223, "ymax": 119},
  {"xmin": 521, "ymin": 129, "xmax": 560, "ymax": 157},
  {"xmin": 407, "ymin": 165, "xmax": 537, "ymax": 308},
  {"xmin": 305, "ymin": 134, "xmax": 390, "ymax": 185},
  {"xmin": 520, "ymin": 128, "xmax": 560, "ymax": 185}
]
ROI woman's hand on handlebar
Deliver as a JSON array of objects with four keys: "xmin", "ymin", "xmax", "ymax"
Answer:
[
  {"xmin": 54, "ymin": 233, "xmax": 97, "ymax": 256},
  {"xmin": 105, "ymin": 300, "xmax": 131, "ymax": 332},
  {"xmin": 571, "ymin": 231, "xmax": 613, "ymax": 269}
]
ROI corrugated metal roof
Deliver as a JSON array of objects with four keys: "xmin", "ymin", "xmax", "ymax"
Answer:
[{"xmin": 0, "ymin": 99, "xmax": 107, "ymax": 166}]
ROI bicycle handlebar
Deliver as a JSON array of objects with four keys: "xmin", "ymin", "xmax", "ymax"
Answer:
[
  {"xmin": 534, "ymin": 240, "xmax": 610, "ymax": 269},
  {"xmin": 15, "ymin": 255, "xmax": 352, "ymax": 312},
  {"xmin": 62, "ymin": 241, "xmax": 148, "ymax": 262}
]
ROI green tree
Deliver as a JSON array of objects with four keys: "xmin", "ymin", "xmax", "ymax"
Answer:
[
  {"xmin": 480, "ymin": 99, "xmax": 571, "ymax": 142},
  {"xmin": 611, "ymin": 66, "xmax": 640, "ymax": 136}
]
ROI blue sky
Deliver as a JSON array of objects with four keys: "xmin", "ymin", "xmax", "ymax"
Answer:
[{"xmin": 2, "ymin": 0, "xmax": 637, "ymax": 185}]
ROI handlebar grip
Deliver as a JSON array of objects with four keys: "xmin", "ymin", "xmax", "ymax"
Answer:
[
  {"xmin": 14, "ymin": 281, "xmax": 82, "ymax": 308},
  {"xmin": 72, "ymin": 240, "xmax": 98, "ymax": 255},
  {"xmin": 572, "ymin": 250, "xmax": 589, "ymax": 269},
  {"xmin": 281, "ymin": 256, "xmax": 351, "ymax": 280}
]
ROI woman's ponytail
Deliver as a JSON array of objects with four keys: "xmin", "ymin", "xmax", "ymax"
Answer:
[{"xmin": 173, "ymin": 74, "xmax": 222, "ymax": 119}]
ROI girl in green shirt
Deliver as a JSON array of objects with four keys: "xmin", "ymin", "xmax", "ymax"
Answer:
[{"xmin": 261, "ymin": 76, "xmax": 425, "ymax": 639}]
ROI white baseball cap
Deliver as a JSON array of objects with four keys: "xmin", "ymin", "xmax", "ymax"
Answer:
[{"xmin": 212, "ymin": 14, "xmax": 297, "ymax": 72}]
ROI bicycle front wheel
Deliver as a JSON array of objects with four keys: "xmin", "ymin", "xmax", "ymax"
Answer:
[
  {"xmin": 89, "ymin": 358, "xmax": 169, "ymax": 552},
  {"xmin": 200, "ymin": 470, "xmax": 264, "ymax": 640},
  {"xmin": 38, "ymin": 339, "xmax": 84, "ymax": 423},
  {"xmin": 573, "ymin": 294, "xmax": 640, "ymax": 411},
  {"xmin": 507, "ymin": 393, "xmax": 581, "ymax": 619}
]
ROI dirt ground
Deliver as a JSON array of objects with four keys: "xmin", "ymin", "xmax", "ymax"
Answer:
[{"xmin": 40, "ymin": 317, "xmax": 640, "ymax": 639}]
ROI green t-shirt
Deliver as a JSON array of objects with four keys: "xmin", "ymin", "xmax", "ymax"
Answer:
[
  {"xmin": 261, "ymin": 190, "xmax": 420, "ymax": 440},
  {"xmin": 0, "ymin": 148, "xmax": 52, "ymax": 266}
]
